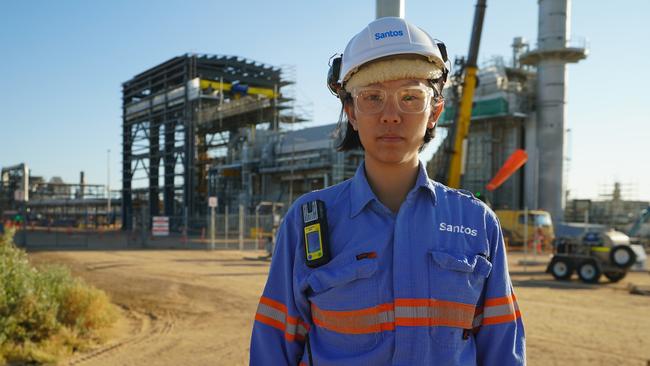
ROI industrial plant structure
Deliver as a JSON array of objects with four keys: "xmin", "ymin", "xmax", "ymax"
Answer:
[
  {"xmin": 119, "ymin": 0, "xmax": 588, "ymax": 231},
  {"xmin": 430, "ymin": 0, "xmax": 587, "ymax": 222},
  {"xmin": 121, "ymin": 54, "xmax": 362, "ymax": 232},
  {"xmin": 0, "ymin": 164, "xmax": 119, "ymax": 227},
  {"xmin": 0, "ymin": 0, "xmax": 590, "ymax": 235},
  {"xmin": 429, "ymin": 52, "xmax": 533, "ymax": 210}
]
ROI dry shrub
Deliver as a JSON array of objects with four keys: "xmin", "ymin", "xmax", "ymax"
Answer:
[
  {"xmin": 59, "ymin": 280, "xmax": 118, "ymax": 336},
  {"xmin": 0, "ymin": 228, "xmax": 118, "ymax": 364}
]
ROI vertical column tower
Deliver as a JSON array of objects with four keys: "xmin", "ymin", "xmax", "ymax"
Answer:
[
  {"xmin": 376, "ymin": 0, "xmax": 404, "ymax": 18},
  {"xmin": 520, "ymin": 0, "xmax": 587, "ymax": 223}
]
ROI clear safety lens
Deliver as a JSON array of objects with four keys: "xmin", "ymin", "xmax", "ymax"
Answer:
[{"xmin": 353, "ymin": 85, "xmax": 433, "ymax": 114}]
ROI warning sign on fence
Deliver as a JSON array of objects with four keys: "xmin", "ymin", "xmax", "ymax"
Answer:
[{"xmin": 152, "ymin": 216, "xmax": 169, "ymax": 237}]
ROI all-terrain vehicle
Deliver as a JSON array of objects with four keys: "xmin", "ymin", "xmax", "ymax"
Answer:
[{"xmin": 547, "ymin": 229, "xmax": 638, "ymax": 283}]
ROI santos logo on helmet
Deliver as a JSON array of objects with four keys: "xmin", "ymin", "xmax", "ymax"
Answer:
[{"xmin": 374, "ymin": 30, "xmax": 404, "ymax": 40}]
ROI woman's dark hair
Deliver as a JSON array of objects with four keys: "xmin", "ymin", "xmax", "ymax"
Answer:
[{"xmin": 335, "ymin": 79, "xmax": 444, "ymax": 153}]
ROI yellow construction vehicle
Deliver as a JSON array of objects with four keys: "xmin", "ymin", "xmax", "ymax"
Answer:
[{"xmin": 495, "ymin": 209, "xmax": 555, "ymax": 249}]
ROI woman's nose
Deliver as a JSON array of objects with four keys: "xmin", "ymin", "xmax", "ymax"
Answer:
[{"xmin": 381, "ymin": 95, "xmax": 401, "ymax": 124}]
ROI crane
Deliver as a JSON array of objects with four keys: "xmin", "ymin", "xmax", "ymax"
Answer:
[{"xmin": 436, "ymin": 0, "xmax": 487, "ymax": 188}]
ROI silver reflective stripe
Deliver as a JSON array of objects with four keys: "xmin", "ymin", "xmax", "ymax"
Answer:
[
  {"xmin": 484, "ymin": 302, "xmax": 516, "ymax": 318},
  {"xmin": 395, "ymin": 306, "xmax": 429, "ymax": 318},
  {"xmin": 377, "ymin": 310, "xmax": 395, "ymax": 324},
  {"xmin": 395, "ymin": 305, "xmax": 474, "ymax": 328},
  {"xmin": 296, "ymin": 323, "xmax": 308, "ymax": 337},
  {"xmin": 257, "ymin": 302, "xmax": 304, "ymax": 336},
  {"xmin": 257, "ymin": 302, "xmax": 285, "ymax": 323},
  {"xmin": 472, "ymin": 313, "xmax": 483, "ymax": 328},
  {"xmin": 285, "ymin": 322, "xmax": 299, "ymax": 336}
]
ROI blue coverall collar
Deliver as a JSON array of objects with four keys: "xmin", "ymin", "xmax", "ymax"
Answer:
[{"xmin": 349, "ymin": 160, "xmax": 437, "ymax": 218}]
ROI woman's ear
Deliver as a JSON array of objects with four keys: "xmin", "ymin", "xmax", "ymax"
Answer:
[
  {"xmin": 344, "ymin": 101, "xmax": 358, "ymax": 131},
  {"xmin": 428, "ymin": 99, "xmax": 444, "ymax": 129}
]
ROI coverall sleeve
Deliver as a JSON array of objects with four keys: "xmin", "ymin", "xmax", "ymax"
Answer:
[
  {"xmin": 250, "ymin": 206, "xmax": 311, "ymax": 366},
  {"xmin": 475, "ymin": 210, "xmax": 526, "ymax": 366}
]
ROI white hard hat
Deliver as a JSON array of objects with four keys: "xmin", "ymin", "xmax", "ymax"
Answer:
[{"xmin": 338, "ymin": 17, "xmax": 448, "ymax": 86}]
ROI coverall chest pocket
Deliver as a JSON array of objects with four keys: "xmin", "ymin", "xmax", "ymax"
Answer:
[
  {"xmin": 306, "ymin": 257, "xmax": 382, "ymax": 353},
  {"xmin": 428, "ymin": 251, "xmax": 492, "ymax": 348}
]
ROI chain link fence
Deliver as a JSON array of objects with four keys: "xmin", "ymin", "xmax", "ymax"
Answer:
[{"xmin": 11, "ymin": 209, "xmax": 280, "ymax": 251}]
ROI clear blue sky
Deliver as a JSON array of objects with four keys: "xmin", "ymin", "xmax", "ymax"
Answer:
[{"xmin": 1, "ymin": 0, "xmax": 648, "ymax": 202}]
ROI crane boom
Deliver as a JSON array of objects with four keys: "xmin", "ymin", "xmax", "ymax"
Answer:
[{"xmin": 444, "ymin": 0, "xmax": 487, "ymax": 188}]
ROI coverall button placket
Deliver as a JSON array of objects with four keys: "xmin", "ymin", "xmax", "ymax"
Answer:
[{"xmin": 392, "ymin": 195, "xmax": 415, "ymax": 365}]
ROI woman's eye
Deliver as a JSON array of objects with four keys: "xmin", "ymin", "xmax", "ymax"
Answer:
[{"xmin": 364, "ymin": 94, "xmax": 383, "ymax": 102}]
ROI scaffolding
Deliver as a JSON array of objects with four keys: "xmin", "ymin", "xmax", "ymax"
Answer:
[{"xmin": 121, "ymin": 54, "xmax": 307, "ymax": 231}]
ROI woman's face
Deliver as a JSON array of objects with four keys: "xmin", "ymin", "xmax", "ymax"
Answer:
[{"xmin": 344, "ymin": 78, "xmax": 444, "ymax": 167}]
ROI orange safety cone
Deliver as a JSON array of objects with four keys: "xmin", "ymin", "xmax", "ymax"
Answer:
[{"xmin": 486, "ymin": 149, "xmax": 528, "ymax": 191}]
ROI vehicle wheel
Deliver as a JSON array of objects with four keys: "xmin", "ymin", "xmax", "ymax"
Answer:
[
  {"xmin": 610, "ymin": 245, "xmax": 636, "ymax": 268},
  {"xmin": 604, "ymin": 271, "xmax": 627, "ymax": 283},
  {"xmin": 577, "ymin": 260, "xmax": 602, "ymax": 284},
  {"xmin": 549, "ymin": 257, "xmax": 573, "ymax": 280}
]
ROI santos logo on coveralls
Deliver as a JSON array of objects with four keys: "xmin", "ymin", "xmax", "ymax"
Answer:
[{"xmin": 439, "ymin": 222, "xmax": 478, "ymax": 237}]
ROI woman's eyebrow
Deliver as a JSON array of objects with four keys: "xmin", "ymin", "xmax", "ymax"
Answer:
[
  {"xmin": 366, "ymin": 80, "xmax": 423, "ymax": 88},
  {"xmin": 403, "ymin": 80, "xmax": 423, "ymax": 86}
]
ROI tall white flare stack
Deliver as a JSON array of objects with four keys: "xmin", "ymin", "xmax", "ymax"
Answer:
[{"xmin": 520, "ymin": 0, "xmax": 587, "ymax": 224}]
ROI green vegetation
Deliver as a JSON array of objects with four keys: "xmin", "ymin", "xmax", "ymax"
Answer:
[{"xmin": 0, "ymin": 229, "xmax": 118, "ymax": 365}]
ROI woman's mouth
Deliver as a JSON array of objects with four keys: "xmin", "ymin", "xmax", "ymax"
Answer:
[{"xmin": 378, "ymin": 135, "xmax": 404, "ymax": 142}]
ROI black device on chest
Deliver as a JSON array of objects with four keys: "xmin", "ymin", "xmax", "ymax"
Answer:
[{"xmin": 301, "ymin": 200, "xmax": 331, "ymax": 268}]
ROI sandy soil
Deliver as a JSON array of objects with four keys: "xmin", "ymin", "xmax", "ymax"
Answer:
[{"xmin": 27, "ymin": 250, "xmax": 650, "ymax": 366}]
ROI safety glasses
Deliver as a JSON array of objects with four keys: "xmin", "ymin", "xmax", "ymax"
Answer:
[{"xmin": 352, "ymin": 84, "xmax": 435, "ymax": 114}]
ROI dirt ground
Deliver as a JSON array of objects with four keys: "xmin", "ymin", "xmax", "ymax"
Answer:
[{"xmin": 26, "ymin": 249, "xmax": 650, "ymax": 366}]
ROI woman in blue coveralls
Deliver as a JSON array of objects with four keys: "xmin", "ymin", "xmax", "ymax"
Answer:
[{"xmin": 250, "ymin": 17, "xmax": 526, "ymax": 366}]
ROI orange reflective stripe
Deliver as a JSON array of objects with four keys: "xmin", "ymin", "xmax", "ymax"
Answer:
[
  {"xmin": 312, "ymin": 298, "xmax": 477, "ymax": 335},
  {"xmin": 394, "ymin": 298, "xmax": 430, "ymax": 307},
  {"xmin": 255, "ymin": 313, "xmax": 305, "ymax": 342},
  {"xmin": 312, "ymin": 302, "xmax": 395, "ymax": 334},
  {"xmin": 259, "ymin": 294, "xmax": 522, "ymax": 339},
  {"xmin": 395, "ymin": 298, "xmax": 475, "ymax": 311},
  {"xmin": 394, "ymin": 317, "xmax": 470, "ymax": 328},
  {"xmin": 484, "ymin": 294, "xmax": 514, "ymax": 307},
  {"xmin": 314, "ymin": 302, "xmax": 394, "ymax": 317},
  {"xmin": 255, "ymin": 296, "xmax": 309, "ymax": 342},
  {"xmin": 480, "ymin": 294, "xmax": 521, "ymax": 326},
  {"xmin": 258, "ymin": 296, "xmax": 310, "ymax": 327},
  {"xmin": 255, "ymin": 313, "xmax": 285, "ymax": 332},
  {"xmin": 395, "ymin": 299, "xmax": 475, "ymax": 328},
  {"xmin": 481, "ymin": 311, "xmax": 522, "ymax": 326},
  {"xmin": 259, "ymin": 295, "xmax": 288, "ymax": 312}
]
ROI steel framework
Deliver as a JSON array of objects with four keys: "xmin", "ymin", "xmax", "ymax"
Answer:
[{"xmin": 121, "ymin": 54, "xmax": 303, "ymax": 231}]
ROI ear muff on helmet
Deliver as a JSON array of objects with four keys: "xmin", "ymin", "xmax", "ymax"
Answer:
[
  {"xmin": 436, "ymin": 41, "xmax": 448, "ymax": 64},
  {"xmin": 327, "ymin": 54, "xmax": 344, "ymax": 98},
  {"xmin": 434, "ymin": 40, "xmax": 449, "ymax": 85}
]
